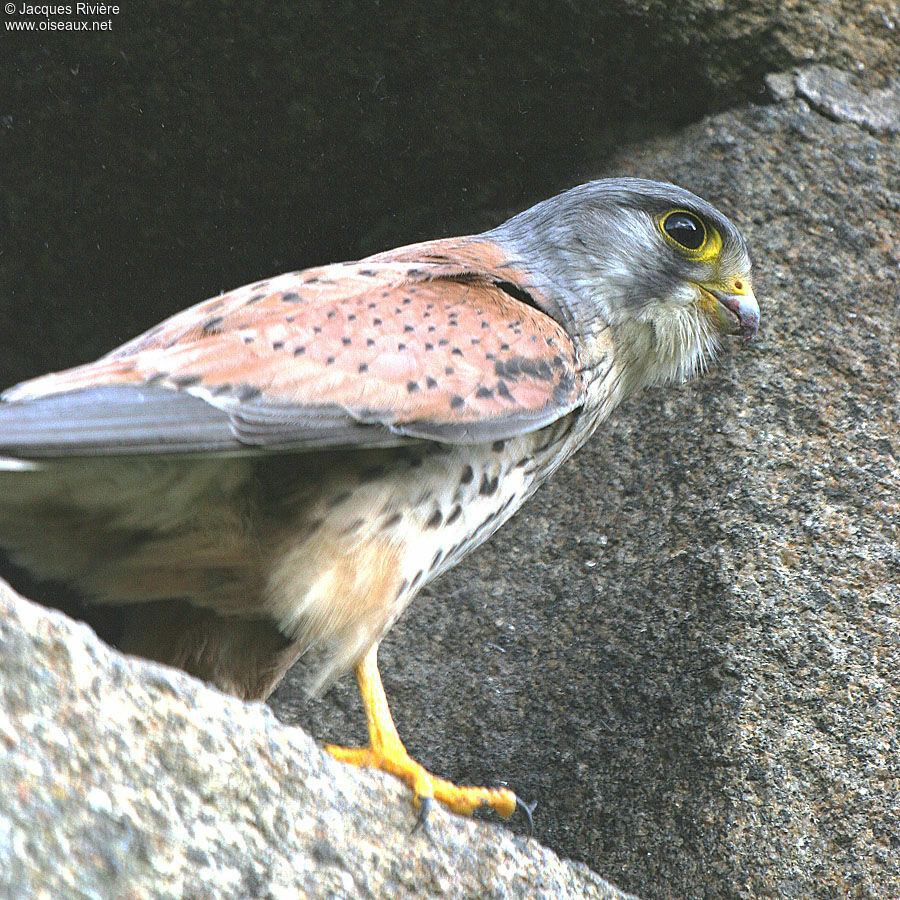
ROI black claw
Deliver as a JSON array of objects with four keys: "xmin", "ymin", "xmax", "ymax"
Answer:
[
  {"xmin": 516, "ymin": 796, "xmax": 537, "ymax": 836},
  {"xmin": 411, "ymin": 796, "xmax": 433, "ymax": 834}
]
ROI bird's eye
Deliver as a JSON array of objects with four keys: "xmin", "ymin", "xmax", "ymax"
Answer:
[{"xmin": 661, "ymin": 210, "xmax": 707, "ymax": 252}]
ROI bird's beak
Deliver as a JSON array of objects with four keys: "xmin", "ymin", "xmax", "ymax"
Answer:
[{"xmin": 698, "ymin": 277, "xmax": 760, "ymax": 342}]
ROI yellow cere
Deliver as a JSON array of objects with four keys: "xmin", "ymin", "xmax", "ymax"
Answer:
[{"xmin": 722, "ymin": 274, "xmax": 751, "ymax": 295}]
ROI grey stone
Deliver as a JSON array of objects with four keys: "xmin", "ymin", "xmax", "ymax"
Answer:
[
  {"xmin": 764, "ymin": 71, "xmax": 797, "ymax": 102},
  {"xmin": 274, "ymin": 73, "xmax": 900, "ymax": 900},
  {"xmin": 795, "ymin": 64, "xmax": 900, "ymax": 134},
  {"xmin": 0, "ymin": 579, "xmax": 635, "ymax": 900},
  {"xmin": 616, "ymin": 0, "xmax": 900, "ymax": 91}
]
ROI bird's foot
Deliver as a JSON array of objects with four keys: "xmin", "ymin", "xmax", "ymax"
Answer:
[
  {"xmin": 329, "ymin": 643, "xmax": 517, "ymax": 820},
  {"xmin": 325, "ymin": 740, "xmax": 517, "ymax": 819}
]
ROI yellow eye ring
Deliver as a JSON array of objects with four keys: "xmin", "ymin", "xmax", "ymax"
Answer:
[{"xmin": 658, "ymin": 209, "xmax": 722, "ymax": 261}]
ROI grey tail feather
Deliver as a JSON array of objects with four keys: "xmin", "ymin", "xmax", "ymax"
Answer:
[{"xmin": 0, "ymin": 457, "xmax": 42, "ymax": 471}]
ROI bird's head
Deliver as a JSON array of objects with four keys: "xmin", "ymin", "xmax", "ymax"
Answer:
[{"xmin": 492, "ymin": 177, "xmax": 759, "ymax": 393}]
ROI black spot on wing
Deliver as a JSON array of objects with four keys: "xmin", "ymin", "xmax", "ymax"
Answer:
[
  {"xmin": 201, "ymin": 316, "xmax": 224, "ymax": 335},
  {"xmin": 494, "ymin": 357, "xmax": 554, "ymax": 381},
  {"xmin": 172, "ymin": 374, "xmax": 202, "ymax": 389}
]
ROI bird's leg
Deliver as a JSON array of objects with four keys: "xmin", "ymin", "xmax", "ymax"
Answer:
[{"xmin": 325, "ymin": 642, "xmax": 517, "ymax": 819}]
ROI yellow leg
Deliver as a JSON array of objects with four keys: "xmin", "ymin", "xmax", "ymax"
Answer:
[{"xmin": 325, "ymin": 643, "xmax": 517, "ymax": 819}]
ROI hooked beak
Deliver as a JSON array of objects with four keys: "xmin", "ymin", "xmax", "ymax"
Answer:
[{"xmin": 699, "ymin": 280, "xmax": 760, "ymax": 342}]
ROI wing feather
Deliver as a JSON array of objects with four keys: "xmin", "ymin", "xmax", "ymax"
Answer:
[{"xmin": 1, "ymin": 237, "xmax": 583, "ymax": 456}]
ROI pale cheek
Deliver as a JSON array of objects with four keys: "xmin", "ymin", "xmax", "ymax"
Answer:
[{"xmin": 673, "ymin": 282, "xmax": 703, "ymax": 309}]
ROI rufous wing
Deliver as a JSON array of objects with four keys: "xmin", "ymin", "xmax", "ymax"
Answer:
[{"xmin": 0, "ymin": 237, "xmax": 584, "ymax": 456}]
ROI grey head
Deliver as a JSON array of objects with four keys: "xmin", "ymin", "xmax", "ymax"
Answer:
[{"xmin": 488, "ymin": 177, "xmax": 759, "ymax": 389}]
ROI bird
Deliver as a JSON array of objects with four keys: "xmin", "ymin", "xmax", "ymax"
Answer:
[{"xmin": 0, "ymin": 178, "xmax": 758, "ymax": 821}]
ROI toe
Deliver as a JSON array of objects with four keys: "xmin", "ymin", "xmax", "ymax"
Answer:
[
  {"xmin": 325, "ymin": 740, "xmax": 515, "ymax": 820},
  {"xmin": 431, "ymin": 778, "xmax": 517, "ymax": 818},
  {"xmin": 325, "ymin": 744, "xmax": 375, "ymax": 767}
]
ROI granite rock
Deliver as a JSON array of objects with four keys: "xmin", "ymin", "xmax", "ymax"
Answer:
[
  {"xmin": 620, "ymin": 0, "xmax": 900, "ymax": 89},
  {"xmin": 795, "ymin": 65, "xmax": 900, "ymax": 134},
  {"xmin": 0, "ymin": 579, "xmax": 634, "ymax": 900}
]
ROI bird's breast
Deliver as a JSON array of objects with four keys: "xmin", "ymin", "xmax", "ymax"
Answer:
[{"xmin": 264, "ymin": 416, "xmax": 588, "ymax": 661}]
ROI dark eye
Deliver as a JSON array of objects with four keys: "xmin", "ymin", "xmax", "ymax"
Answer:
[{"xmin": 662, "ymin": 211, "xmax": 707, "ymax": 251}]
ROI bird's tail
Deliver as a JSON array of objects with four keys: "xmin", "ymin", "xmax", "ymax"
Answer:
[{"xmin": 0, "ymin": 456, "xmax": 41, "ymax": 471}]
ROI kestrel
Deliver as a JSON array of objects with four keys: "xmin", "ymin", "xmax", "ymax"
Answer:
[{"xmin": 0, "ymin": 178, "xmax": 758, "ymax": 820}]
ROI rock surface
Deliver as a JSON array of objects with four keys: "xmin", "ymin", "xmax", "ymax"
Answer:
[
  {"xmin": 274, "ymin": 69, "xmax": 900, "ymax": 899},
  {"xmin": 793, "ymin": 65, "xmax": 900, "ymax": 134},
  {"xmin": 0, "ymin": 579, "xmax": 634, "ymax": 900},
  {"xmin": 624, "ymin": 0, "xmax": 900, "ymax": 89}
]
